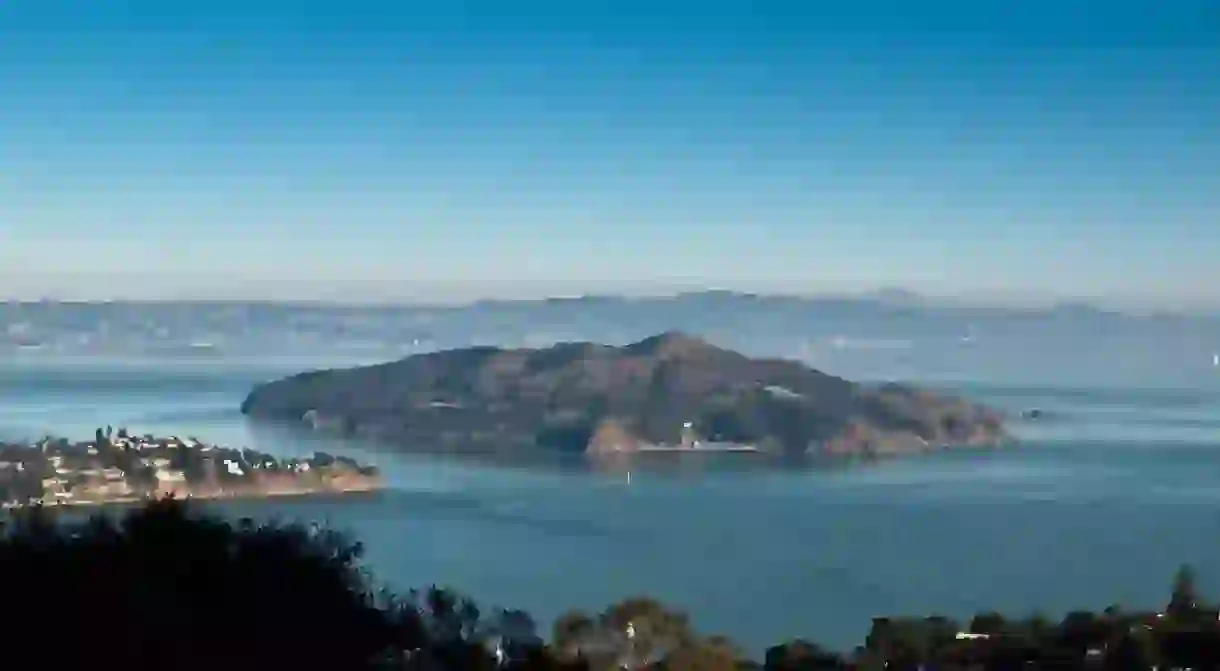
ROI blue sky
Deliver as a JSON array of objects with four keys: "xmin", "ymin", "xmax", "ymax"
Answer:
[{"xmin": 1, "ymin": 0, "xmax": 1217, "ymax": 304}]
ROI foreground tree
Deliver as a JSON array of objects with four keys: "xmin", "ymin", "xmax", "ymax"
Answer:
[
  {"xmin": 0, "ymin": 499, "xmax": 400, "ymax": 670},
  {"xmin": 764, "ymin": 639, "xmax": 848, "ymax": 670},
  {"xmin": 551, "ymin": 596, "xmax": 748, "ymax": 671},
  {"xmin": 1167, "ymin": 564, "xmax": 1202, "ymax": 618},
  {"xmin": 1, "ymin": 498, "xmax": 1217, "ymax": 671}
]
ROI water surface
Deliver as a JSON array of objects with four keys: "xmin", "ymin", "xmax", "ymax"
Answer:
[{"xmin": 3, "ymin": 358, "xmax": 1220, "ymax": 652}]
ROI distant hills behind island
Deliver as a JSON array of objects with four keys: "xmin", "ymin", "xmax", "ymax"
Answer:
[{"xmin": 2, "ymin": 291, "xmax": 1219, "ymax": 389}]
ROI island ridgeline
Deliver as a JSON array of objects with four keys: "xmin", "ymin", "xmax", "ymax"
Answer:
[{"xmin": 240, "ymin": 332, "xmax": 1007, "ymax": 458}]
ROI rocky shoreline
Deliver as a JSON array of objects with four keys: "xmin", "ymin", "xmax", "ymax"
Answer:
[{"xmin": 4, "ymin": 483, "xmax": 384, "ymax": 511}]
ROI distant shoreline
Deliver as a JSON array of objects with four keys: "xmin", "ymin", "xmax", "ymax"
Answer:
[{"xmin": 634, "ymin": 444, "xmax": 758, "ymax": 453}]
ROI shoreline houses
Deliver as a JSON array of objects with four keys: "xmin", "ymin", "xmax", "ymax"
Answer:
[{"xmin": 0, "ymin": 427, "xmax": 380, "ymax": 507}]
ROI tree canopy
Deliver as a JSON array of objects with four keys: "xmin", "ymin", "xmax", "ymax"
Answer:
[{"xmin": 0, "ymin": 499, "xmax": 1216, "ymax": 671}]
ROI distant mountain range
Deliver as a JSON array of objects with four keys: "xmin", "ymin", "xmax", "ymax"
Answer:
[
  {"xmin": 3, "ymin": 292, "xmax": 1219, "ymax": 388},
  {"xmin": 2, "ymin": 289, "xmax": 1215, "ymax": 317}
]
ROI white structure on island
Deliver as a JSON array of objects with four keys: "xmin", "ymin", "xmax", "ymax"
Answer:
[
  {"xmin": 680, "ymin": 421, "xmax": 696, "ymax": 448},
  {"xmin": 154, "ymin": 468, "xmax": 186, "ymax": 483}
]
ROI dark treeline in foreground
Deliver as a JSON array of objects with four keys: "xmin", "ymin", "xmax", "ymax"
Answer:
[{"xmin": 2, "ymin": 500, "xmax": 1218, "ymax": 671}]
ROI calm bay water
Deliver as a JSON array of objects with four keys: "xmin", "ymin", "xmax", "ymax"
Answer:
[{"xmin": 3, "ymin": 357, "xmax": 1220, "ymax": 653}]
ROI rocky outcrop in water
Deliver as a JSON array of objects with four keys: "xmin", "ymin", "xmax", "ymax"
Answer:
[{"xmin": 240, "ymin": 332, "xmax": 1008, "ymax": 458}]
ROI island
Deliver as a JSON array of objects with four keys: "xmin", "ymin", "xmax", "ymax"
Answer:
[
  {"xmin": 240, "ymin": 332, "xmax": 1008, "ymax": 459},
  {"xmin": 0, "ymin": 426, "xmax": 381, "ymax": 508}
]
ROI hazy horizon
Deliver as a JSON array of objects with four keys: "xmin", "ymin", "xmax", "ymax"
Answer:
[
  {"xmin": 3, "ymin": 0, "xmax": 1217, "ymax": 305},
  {"xmin": 4, "ymin": 284, "xmax": 1220, "ymax": 315}
]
